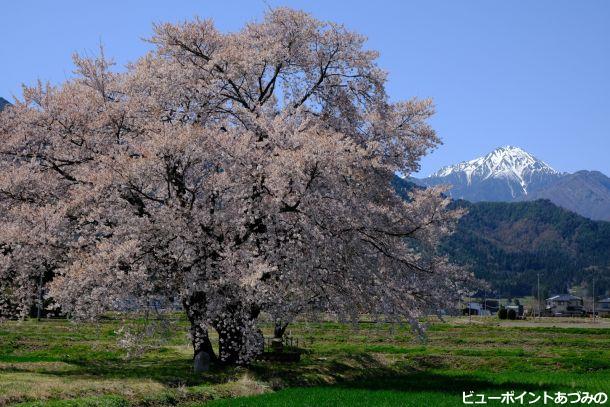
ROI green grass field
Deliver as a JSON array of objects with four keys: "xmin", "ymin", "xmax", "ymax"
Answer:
[{"xmin": 1, "ymin": 316, "xmax": 609, "ymax": 406}]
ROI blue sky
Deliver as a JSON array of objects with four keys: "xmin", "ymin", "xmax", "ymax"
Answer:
[{"xmin": 1, "ymin": 1, "xmax": 609, "ymax": 176}]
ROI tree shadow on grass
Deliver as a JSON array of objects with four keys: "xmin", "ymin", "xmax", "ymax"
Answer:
[
  {"xmin": 1, "ymin": 349, "xmax": 566, "ymax": 396},
  {"xmin": 248, "ymin": 352, "xmax": 563, "ymax": 395}
]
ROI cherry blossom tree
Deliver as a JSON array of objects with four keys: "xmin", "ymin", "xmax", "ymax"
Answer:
[{"xmin": 0, "ymin": 8, "xmax": 474, "ymax": 366}]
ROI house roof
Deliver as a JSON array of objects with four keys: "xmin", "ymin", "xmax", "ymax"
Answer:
[{"xmin": 546, "ymin": 294, "xmax": 582, "ymax": 301}]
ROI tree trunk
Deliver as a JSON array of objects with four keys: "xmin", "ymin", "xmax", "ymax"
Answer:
[
  {"xmin": 183, "ymin": 295, "xmax": 216, "ymax": 371},
  {"xmin": 184, "ymin": 293, "xmax": 264, "ymax": 367},
  {"xmin": 216, "ymin": 317, "xmax": 246, "ymax": 365},
  {"xmin": 213, "ymin": 303, "xmax": 264, "ymax": 365},
  {"xmin": 190, "ymin": 320, "xmax": 216, "ymax": 362}
]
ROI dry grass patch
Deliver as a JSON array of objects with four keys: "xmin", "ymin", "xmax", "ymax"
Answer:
[{"xmin": 0, "ymin": 372, "xmax": 165, "ymax": 406}]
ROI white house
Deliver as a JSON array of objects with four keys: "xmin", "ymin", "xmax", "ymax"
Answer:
[{"xmin": 545, "ymin": 294, "xmax": 585, "ymax": 316}]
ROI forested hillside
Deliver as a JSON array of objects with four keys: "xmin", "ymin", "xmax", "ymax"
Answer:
[
  {"xmin": 444, "ymin": 199, "xmax": 610, "ymax": 297},
  {"xmin": 394, "ymin": 177, "xmax": 610, "ymax": 297}
]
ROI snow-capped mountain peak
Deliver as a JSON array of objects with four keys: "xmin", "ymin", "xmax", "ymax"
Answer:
[
  {"xmin": 413, "ymin": 146, "xmax": 610, "ymax": 220},
  {"xmin": 425, "ymin": 146, "xmax": 560, "ymax": 199}
]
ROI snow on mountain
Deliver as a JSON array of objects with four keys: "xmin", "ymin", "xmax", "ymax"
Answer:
[
  {"xmin": 415, "ymin": 146, "xmax": 563, "ymax": 201},
  {"xmin": 431, "ymin": 146, "xmax": 558, "ymax": 194}
]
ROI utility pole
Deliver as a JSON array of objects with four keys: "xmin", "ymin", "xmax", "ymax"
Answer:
[
  {"xmin": 537, "ymin": 273, "xmax": 540, "ymax": 320},
  {"xmin": 36, "ymin": 269, "xmax": 44, "ymax": 322},
  {"xmin": 593, "ymin": 277, "xmax": 595, "ymax": 323}
]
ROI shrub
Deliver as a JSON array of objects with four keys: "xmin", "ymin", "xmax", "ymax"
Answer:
[
  {"xmin": 498, "ymin": 308, "xmax": 508, "ymax": 320},
  {"xmin": 507, "ymin": 309, "xmax": 517, "ymax": 320}
]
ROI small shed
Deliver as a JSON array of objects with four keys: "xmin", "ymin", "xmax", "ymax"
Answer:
[{"xmin": 545, "ymin": 294, "xmax": 585, "ymax": 316}]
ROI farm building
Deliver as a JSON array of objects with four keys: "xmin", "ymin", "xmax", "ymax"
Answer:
[
  {"xmin": 545, "ymin": 294, "xmax": 585, "ymax": 316},
  {"xmin": 598, "ymin": 298, "xmax": 610, "ymax": 317},
  {"xmin": 462, "ymin": 302, "xmax": 493, "ymax": 316}
]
